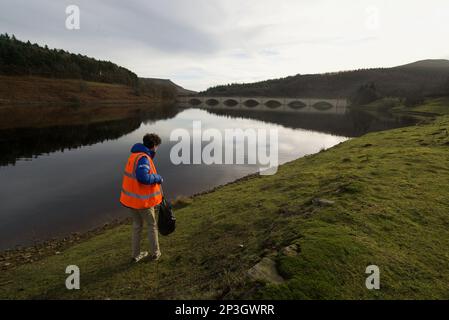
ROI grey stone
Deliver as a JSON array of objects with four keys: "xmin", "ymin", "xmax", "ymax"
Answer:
[
  {"xmin": 312, "ymin": 198, "xmax": 335, "ymax": 206},
  {"xmin": 247, "ymin": 257, "xmax": 285, "ymax": 284},
  {"xmin": 282, "ymin": 244, "xmax": 299, "ymax": 257}
]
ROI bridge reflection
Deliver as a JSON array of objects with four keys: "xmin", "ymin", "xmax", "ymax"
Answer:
[
  {"xmin": 177, "ymin": 96, "xmax": 348, "ymax": 114},
  {"xmin": 203, "ymin": 108, "xmax": 418, "ymax": 138}
]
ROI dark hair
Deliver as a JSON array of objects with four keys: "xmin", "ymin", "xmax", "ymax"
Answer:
[{"xmin": 143, "ymin": 133, "xmax": 161, "ymax": 149}]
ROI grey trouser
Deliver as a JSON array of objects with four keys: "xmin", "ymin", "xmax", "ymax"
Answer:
[{"xmin": 130, "ymin": 207, "xmax": 160, "ymax": 258}]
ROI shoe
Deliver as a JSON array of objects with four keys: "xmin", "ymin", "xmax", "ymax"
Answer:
[
  {"xmin": 132, "ymin": 251, "xmax": 149, "ymax": 263},
  {"xmin": 151, "ymin": 252, "xmax": 161, "ymax": 261}
]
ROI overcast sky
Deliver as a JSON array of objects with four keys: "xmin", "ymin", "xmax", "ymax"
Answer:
[{"xmin": 1, "ymin": 0, "xmax": 449, "ymax": 91}]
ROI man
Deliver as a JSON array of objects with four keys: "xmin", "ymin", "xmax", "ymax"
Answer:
[{"xmin": 120, "ymin": 133, "xmax": 164, "ymax": 263}]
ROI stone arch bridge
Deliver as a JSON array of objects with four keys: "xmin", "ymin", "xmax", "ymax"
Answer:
[{"xmin": 177, "ymin": 96, "xmax": 348, "ymax": 114}]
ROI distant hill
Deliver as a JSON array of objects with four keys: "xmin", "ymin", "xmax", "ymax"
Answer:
[
  {"xmin": 396, "ymin": 59, "xmax": 449, "ymax": 70},
  {"xmin": 202, "ymin": 60, "xmax": 449, "ymax": 102},
  {"xmin": 140, "ymin": 78, "xmax": 197, "ymax": 96}
]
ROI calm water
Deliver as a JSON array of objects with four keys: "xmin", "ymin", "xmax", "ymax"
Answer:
[{"xmin": 0, "ymin": 105, "xmax": 416, "ymax": 250}]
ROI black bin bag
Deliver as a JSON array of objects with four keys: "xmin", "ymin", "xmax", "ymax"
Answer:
[{"xmin": 158, "ymin": 197, "xmax": 176, "ymax": 236}]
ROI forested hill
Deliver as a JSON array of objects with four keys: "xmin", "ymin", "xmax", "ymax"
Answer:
[
  {"xmin": 0, "ymin": 33, "xmax": 137, "ymax": 86},
  {"xmin": 201, "ymin": 60, "xmax": 449, "ymax": 101}
]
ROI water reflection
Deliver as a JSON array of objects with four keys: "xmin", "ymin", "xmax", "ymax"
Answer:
[
  {"xmin": 0, "ymin": 104, "xmax": 179, "ymax": 166},
  {"xmin": 205, "ymin": 108, "xmax": 417, "ymax": 137},
  {"xmin": 0, "ymin": 106, "xmax": 417, "ymax": 167}
]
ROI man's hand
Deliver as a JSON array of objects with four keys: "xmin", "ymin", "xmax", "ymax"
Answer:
[{"xmin": 155, "ymin": 174, "xmax": 164, "ymax": 184}]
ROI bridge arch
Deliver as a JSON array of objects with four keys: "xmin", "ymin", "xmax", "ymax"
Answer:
[
  {"xmin": 224, "ymin": 99, "xmax": 239, "ymax": 107},
  {"xmin": 265, "ymin": 100, "xmax": 282, "ymax": 109},
  {"xmin": 288, "ymin": 101, "xmax": 307, "ymax": 109},
  {"xmin": 206, "ymin": 98, "xmax": 219, "ymax": 106},
  {"xmin": 312, "ymin": 101, "xmax": 334, "ymax": 111},
  {"xmin": 243, "ymin": 99, "xmax": 259, "ymax": 108}
]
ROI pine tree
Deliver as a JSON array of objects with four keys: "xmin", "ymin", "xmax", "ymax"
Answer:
[{"xmin": 0, "ymin": 34, "xmax": 138, "ymax": 86}]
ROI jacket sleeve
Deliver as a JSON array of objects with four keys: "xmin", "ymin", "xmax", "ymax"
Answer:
[{"xmin": 135, "ymin": 156, "xmax": 162, "ymax": 185}]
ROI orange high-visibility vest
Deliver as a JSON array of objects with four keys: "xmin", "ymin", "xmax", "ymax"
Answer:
[{"xmin": 120, "ymin": 152, "xmax": 162, "ymax": 209}]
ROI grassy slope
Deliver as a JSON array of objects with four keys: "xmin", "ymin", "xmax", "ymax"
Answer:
[
  {"xmin": 361, "ymin": 97, "xmax": 449, "ymax": 118},
  {"xmin": 395, "ymin": 97, "xmax": 449, "ymax": 117},
  {"xmin": 1, "ymin": 101, "xmax": 449, "ymax": 300}
]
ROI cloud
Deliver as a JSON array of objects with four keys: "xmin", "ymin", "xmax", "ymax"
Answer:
[
  {"xmin": 1, "ymin": 0, "xmax": 221, "ymax": 54},
  {"xmin": 1, "ymin": 0, "xmax": 449, "ymax": 91}
]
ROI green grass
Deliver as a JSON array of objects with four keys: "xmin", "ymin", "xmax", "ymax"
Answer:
[
  {"xmin": 1, "ymin": 103, "xmax": 449, "ymax": 300},
  {"xmin": 359, "ymin": 96, "xmax": 449, "ymax": 120},
  {"xmin": 398, "ymin": 97, "xmax": 449, "ymax": 116}
]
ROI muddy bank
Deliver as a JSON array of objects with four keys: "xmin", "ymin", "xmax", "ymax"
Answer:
[{"xmin": 0, "ymin": 218, "xmax": 131, "ymax": 271}]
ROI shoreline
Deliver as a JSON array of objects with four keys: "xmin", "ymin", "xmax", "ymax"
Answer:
[
  {"xmin": 0, "ymin": 172, "xmax": 260, "ymax": 270},
  {"xmin": 0, "ymin": 75, "xmax": 177, "ymax": 107},
  {"xmin": 0, "ymin": 99, "xmax": 175, "ymax": 107},
  {"xmin": 0, "ymin": 218, "xmax": 130, "ymax": 271}
]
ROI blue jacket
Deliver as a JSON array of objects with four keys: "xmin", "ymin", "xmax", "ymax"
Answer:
[{"xmin": 130, "ymin": 143, "xmax": 163, "ymax": 185}]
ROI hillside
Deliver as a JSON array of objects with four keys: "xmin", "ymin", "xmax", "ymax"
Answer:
[
  {"xmin": 1, "ymin": 99, "xmax": 448, "ymax": 299},
  {"xmin": 201, "ymin": 60, "xmax": 449, "ymax": 101},
  {"xmin": 140, "ymin": 78, "xmax": 197, "ymax": 96},
  {"xmin": 0, "ymin": 75, "xmax": 176, "ymax": 105},
  {"xmin": 0, "ymin": 34, "xmax": 197, "ymax": 105}
]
